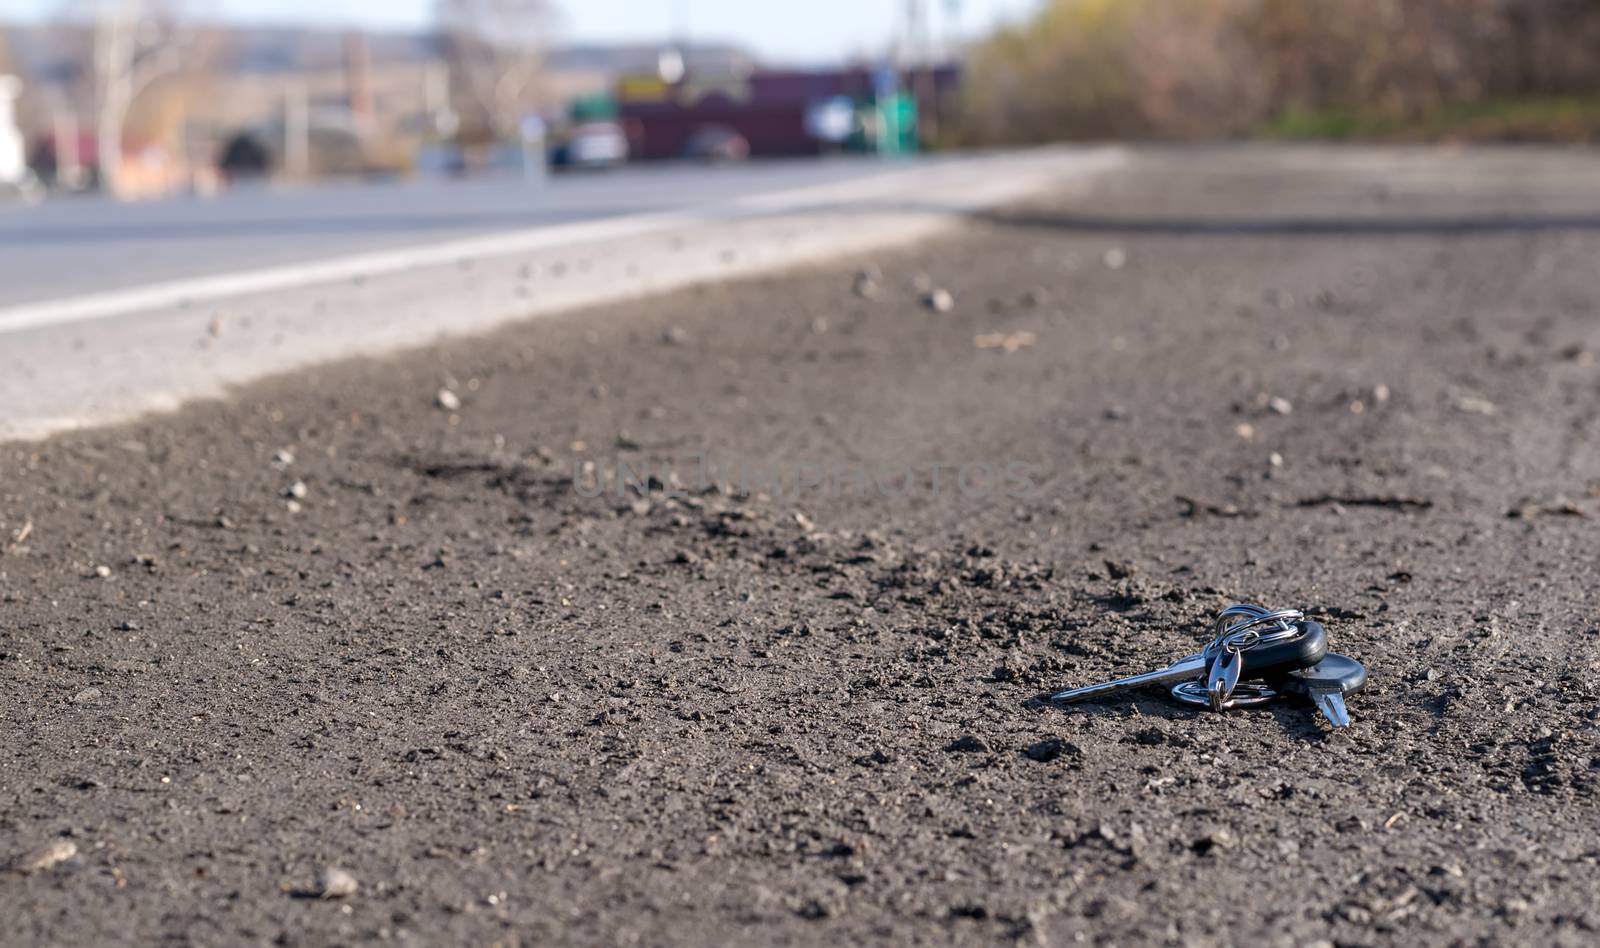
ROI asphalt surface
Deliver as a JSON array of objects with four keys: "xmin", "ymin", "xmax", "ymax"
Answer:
[
  {"xmin": 3, "ymin": 145, "xmax": 1600, "ymax": 946},
  {"xmin": 0, "ymin": 158, "xmax": 929, "ymax": 307}
]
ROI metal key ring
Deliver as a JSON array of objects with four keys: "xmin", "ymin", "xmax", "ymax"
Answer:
[
  {"xmin": 1171, "ymin": 680, "xmax": 1281, "ymax": 709},
  {"xmin": 1206, "ymin": 605, "xmax": 1305, "ymax": 657}
]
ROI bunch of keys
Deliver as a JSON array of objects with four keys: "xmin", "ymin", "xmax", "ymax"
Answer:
[{"xmin": 1049, "ymin": 604, "xmax": 1368, "ymax": 728}]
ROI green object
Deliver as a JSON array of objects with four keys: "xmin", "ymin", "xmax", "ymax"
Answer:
[
  {"xmin": 874, "ymin": 93, "xmax": 920, "ymax": 156},
  {"xmin": 570, "ymin": 93, "xmax": 618, "ymax": 123}
]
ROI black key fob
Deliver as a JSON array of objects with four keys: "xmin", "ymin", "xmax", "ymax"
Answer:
[
  {"xmin": 1273, "ymin": 653, "xmax": 1367, "ymax": 697},
  {"xmin": 1206, "ymin": 619, "xmax": 1329, "ymax": 678}
]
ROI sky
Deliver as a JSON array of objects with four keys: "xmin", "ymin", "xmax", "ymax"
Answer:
[{"xmin": 9, "ymin": 0, "xmax": 1044, "ymax": 63}]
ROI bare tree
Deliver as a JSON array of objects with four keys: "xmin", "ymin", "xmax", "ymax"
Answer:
[
  {"xmin": 435, "ymin": 0, "xmax": 553, "ymax": 142},
  {"xmin": 79, "ymin": 0, "xmax": 203, "ymax": 196}
]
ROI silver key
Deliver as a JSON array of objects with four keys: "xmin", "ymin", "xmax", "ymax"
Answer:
[{"xmin": 1049, "ymin": 652, "xmax": 1209, "ymax": 704}]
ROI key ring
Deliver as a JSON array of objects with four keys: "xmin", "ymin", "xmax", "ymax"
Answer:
[
  {"xmin": 1171, "ymin": 680, "xmax": 1281, "ymax": 709},
  {"xmin": 1202, "ymin": 604, "xmax": 1306, "ymax": 710},
  {"xmin": 1205, "ymin": 605, "xmax": 1305, "ymax": 658}
]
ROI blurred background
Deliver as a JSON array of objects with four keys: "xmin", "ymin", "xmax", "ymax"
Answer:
[{"xmin": 2, "ymin": 0, "xmax": 1600, "ymax": 202}]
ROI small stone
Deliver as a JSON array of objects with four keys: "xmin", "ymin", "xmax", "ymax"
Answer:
[
  {"xmin": 1235, "ymin": 422, "xmax": 1256, "ymax": 441},
  {"xmin": 1268, "ymin": 452, "xmax": 1284, "ymax": 468},
  {"xmin": 285, "ymin": 481, "xmax": 308, "ymax": 500},
  {"xmin": 945, "ymin": 735, "xmax": 990, "ymax": 753},
  {"xmin": 662, "ymin": 326, "xmax": 690, "ymax": 345},
  {"xmin": 924, "ymin": 289, "xmax": 954, "ymax": 313},
  {"xmin": 852, "ymin": 273, "xmax": 881, "ymax": 299},
  {"xmin": 1267, "ymin": 396, "xmax": 1293, "ymax": 415},
  {"xmin": 285, "ymin": 500, "xmax": 303, "ymax": 514},
  {"xmin": 436, "ymin": 389, "xmax": 462, "ymax": 411},
  {"xmin": 94, "ymin": 565, "xmax": 112, "ymax": 579},
  {"xmin": 1104, "ymin": 405, "xmax": 1127, "ymax": 421},
  {"xmin": 272, "ymin": 449, "xmax": 295, "ymax": 468},
  {"xmin": 70, "ymin": 687, "xmax": 101, "ymax": 704},
  {"xmin": 1372, "ymin": 383, "xmax": 1391, "ymax": 403},
  {"xmin": 1103, "ymin": 247, "xmax": 1127, "ymax": 270},
  {"xmin": 316, "ymin": 866, "xmax": 359, "ymax": 899},
  {"xmin": 5, "ymin": 840, "xmax": 76, "ymax": 875},
  {"xmin": 1455, "ymin": 395, "xmax": 1497, "ymax": 416}
]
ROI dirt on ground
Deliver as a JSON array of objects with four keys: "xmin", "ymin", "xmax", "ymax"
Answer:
[{"xmin": 3, "ymin": 147, "xmax": 1600, "ymax": 946}]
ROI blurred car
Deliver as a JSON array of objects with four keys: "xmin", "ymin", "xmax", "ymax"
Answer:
[
  {"xmin": 552, "ymin": 121, "xmax": 629, "ymax": 170},
  {"xmin": 683, "ymin": 125, "xmax": 750, "ymax": 163}
]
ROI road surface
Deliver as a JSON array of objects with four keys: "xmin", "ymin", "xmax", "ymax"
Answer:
[
  {"xmin": 0, "ymin": 160, "xmax": 944, "ymax": 308},
  {"xmin": 3, "ymin": 146, "xmax": 1600, "ymax": 945},
  {"xmin": 0, "ymin": 148, "xmax": 1125, "ymax": 441}
]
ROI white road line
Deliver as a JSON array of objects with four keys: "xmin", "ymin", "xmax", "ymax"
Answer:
[{"xmin": 0, "ymin": 162, "xmax": 947, "ymax": 335}]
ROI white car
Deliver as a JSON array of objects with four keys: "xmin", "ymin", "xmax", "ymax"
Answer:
[{"xmin": 557, "ymin": 122, "xmax": 629, "ymax": 169}]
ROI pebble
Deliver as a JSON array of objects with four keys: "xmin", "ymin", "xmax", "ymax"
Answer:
[
  {"xmin": 436, "ymin": 389, "xmax": 462, "ymax": 411},
  {"xmin": 94, "ymin": 565, "xmax": 112, "ymax": 579},
  {"xmin": 285, "ymin": 481, "xmax": 308, "ymax": 500},
  {"xmin": 1103, "ymin": 247, "xmax": 1128, "ymax": 270},
  {"xmin": 5, "ymin": 840, "xmax": 76, "ymax": 875},
  {"xmin": 1372, "ymin": 383, "xmax": 1391, "ymax": 403},
  {"xmin": 923, "ymin": 289, "xmax": 955, "ymax": 313},
  {"xmin": 316, "ymin": 866, "xmax": 359, "ymax": 899},
  {"xmin": 1268, "ymin": 396, "xmax": 1293, "ymax": 415},
  {"xmin": 852, "ymin": 272, "xmax": 881, "ymax": 300},
  {"xmin": 662, "ymin": 326, "xmax": 690, "ymax": 345},
  {"xmin": 1235, "ymin": 422, "xmax": 1256, "ymax": 441},
  {"xmin": 272, "ymin": 449, "xmax": 295, "ymax": 468},
  {"xmin": 1455, "ymin": 394, "xmax": 1497, "ymax": 416},
  {"xmin": 70, "ymin": 687, "xmax": 101, "ymax": 703}
]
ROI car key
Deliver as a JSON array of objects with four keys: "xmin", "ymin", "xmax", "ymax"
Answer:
[
  {"xmin": 1050, "ymin": 612, "xmax": 1328, "ymax": 705},
  {"xmin": 1271, "ymin": 653, "xmax": 1366, "ymax": 728}
]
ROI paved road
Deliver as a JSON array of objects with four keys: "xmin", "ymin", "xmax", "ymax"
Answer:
[
  {"xmin": 0, "ymin": 159, "xmax": 931, "ymax": 307},
  {"xmin": 0, "ymin": 148, "xmax": 1124, "ymax": 441}
]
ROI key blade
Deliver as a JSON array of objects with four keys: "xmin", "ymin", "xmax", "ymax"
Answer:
[
  {"xmin": 1050, "ymin": 655, "xmax": 1207, "ymax": 704},
  {"xmin": 1312, "ymin": 689, "xmax": 1351, "ymax": 728}
]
